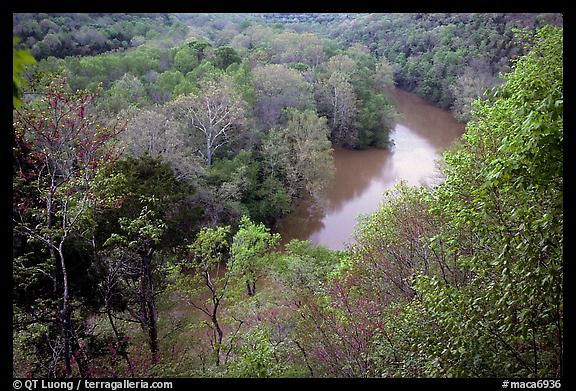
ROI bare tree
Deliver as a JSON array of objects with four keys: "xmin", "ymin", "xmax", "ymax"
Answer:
[
  {"xmin": 317, "ymin": 71, "xmax": 358, "ymax": 146},
  {"xmin": 119, "ymin": 105, "xmax": 207, "ymax": 181},
  {"xmin": 252, "ymin": 63, "xmax": 314, "ymax": 130},
  {"xmin": 168, "ymin": 76, "xmax": 247, "ymax": 168}
]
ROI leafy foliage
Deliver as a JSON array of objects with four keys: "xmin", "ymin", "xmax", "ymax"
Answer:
[
  {"xmin": 298, "ymin": 25, "xmax": 563, "ymax": 378},
  {"xmin": 13, "ymin": 36, "xmax": 36, "ymax": 108},
  {"xmin": 13, "ymin": 72, "xmax": 125, "ymax": 376},
  {"xmin": 13, "ymin": 13, "xmax": 188, "ymax": 59},
  {"xmin": 329, "ymin": 13, "xmax": 562, "ymax": 118},
  {"xmin": 262, "ymin": 108, "xmax": 334, "ymax": 200},
  {"xmin": 231, "ymin": 216, "xmax": 280, "ymax": 296}
]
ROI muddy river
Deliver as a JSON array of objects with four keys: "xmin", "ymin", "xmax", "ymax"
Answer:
[{"xmin": 275, "ymin": 88, "xmax": 465, "ymax": 250}]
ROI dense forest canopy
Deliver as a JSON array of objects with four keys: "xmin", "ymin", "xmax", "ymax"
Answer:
[
  {"xmin": 324, "ymin": 13, "xmax": 562, "ymax": 119},
  {"xmin": 13, "ymin": 13, "xmax": 188, "ymax": 58},
  {"xmin": 13, "ymin": 13, "xmax": 562, "ymax": 379}
]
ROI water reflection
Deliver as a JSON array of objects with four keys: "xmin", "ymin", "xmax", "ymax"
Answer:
[
  {"xmin": 388, "ymin": 88, "xmax": 465, "ymax": 150},
  {"xmin": 276, "ymin": 88, "xmax": 465, "ymax": 250},
  {"xmin": 326, "ymin": 146, "xmax": 394, "ymax": 214}
]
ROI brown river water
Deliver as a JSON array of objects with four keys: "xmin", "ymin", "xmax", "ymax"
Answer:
[{"xmin": 275, "ymin": 88, "xmax": 465, "ymax": 250}]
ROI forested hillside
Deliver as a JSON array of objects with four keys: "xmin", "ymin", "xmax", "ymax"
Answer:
[
  {"xmin": 13, "ymin": 13, "xmax": 188, "ymax": 59},
  {"xmin": 321, "ymin": 13, "xmax": 562, "ymax": 121},
  {"xmin": 13, "ymin": 13, "xmax": 562, "ymax": 379}
]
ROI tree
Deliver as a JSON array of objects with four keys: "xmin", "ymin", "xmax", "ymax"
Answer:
[
  {"xmin": 328, "ymin": 13, "xmax": 562, "ymax": 115},
  {"xmin": 252, "ymin": 63, "xmax": 314, "ymax": 130},
  {"xmin": 268, "ymin": 240, "xmax": 346, "ymax": 376},
  {"xmin": 96, "ymin": 73, "xmax": 148, "ymax": 114},
  {"xmin": 101, "ymin": 204, "xmax": 166, "ymax": 361},
  {"xmin": 123, "ymin": 47, "xmax": 162, "ymax": 77},
  {"xmin": 271, "ymin": 239, "xmax": 341, "ymax": 295},
  {"xmin": 213, "ymin": 46, "xmax": 241, "ymax": 70},
  {"xmin": 316, "ymin": 52, "xmax": 397, "ymax": 149},
  {"xmin": 415, "ymin": 25, "xmax": 563, "ymax": 377},
  {"xmin": 13, "ymin": 73, "xmax": 125, "ymax": 376},
  {"xmin": 231, "ymin": 216, "xmax": 280, "ymax": 296},
  {"xmin": 224, "ymin": 325, "xmax": 292, "ymax": 377},
  {"xmin": 151, "ymin": 70, "xmax": 183, "ymax": 102},
  {"xmin": 356, "ymin": 92, "xmax": 396, "ymax": 148},
  {"xmin": 374, "ymin": 58, "xmax": 396, "ymax": 89},
  {"xmin": 348, "ymin": 25, "xmax": 563, "ymax": 378},
  {"xmin": 269, "ymin": 31, "xmax": 326, "ymax": 68},
  {"xmin": 173, "ymin": 45, "xmax": 199, "ymax": 74},
  {"xmin": 94, "ymin": 153, "xmax": 202, "ymax": 251},
  {"xmin": 350, "ymin": 183, "xmax": 463, "ymax": 307},
  {"xmin": 119, "ymin": 105, "xmax": 206, "ymax": 182},
  {"xmin": 294, "ymin": 273, "xmax": 385, "ymax": 377},
  {"xmin": 322, "ymin": 54, "xmax": 356, "ymax": 75},
  {"xmin": 186, "ymin": 39, "xmax": 213, "ymax": 63},
  {"xmin": 169, "ymin": 225, "xmax": 234, "ymax": 367},
  {"xmin": 168, "ymin": 75, "xmax": 247, "ymax": 167},
  {"xmin": 185, "ymin": 59, "xmax": 225, "ymax": 85},
  {"xmin": 261, "ymin": 108, "xmax": 334, "ymax": 200},
  {"xmin": 449, "ymin": 59, "xmax": 502, "ymax": 122},
  {"xmin": 238, "ymin": 25, "xmax": 275, "ymax": 51},
  {"xmin": 209, "ymin": 151, "xmax": 292, "ymax": 227},
  {"xmin": 317, "ymin": 71, "xmax": 358, "ymax": 146},
  {"xmin": 299, "ymin": 33, "xmax": 327, "ymax": 69}
]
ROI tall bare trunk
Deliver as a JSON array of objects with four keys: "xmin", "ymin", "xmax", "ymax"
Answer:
[
  {"xmin": 141, "ymin": 250, "xmax": 159, "ymax": 360},
  {"xmin": 57, "ymin": 245, "xmax": 72, "ymax": 377},
  {"xmin": 47, "ymin": 194, "xmax": 59, "ymax": 296},
  {"xmin": 212, "ymin": 308, "xmax": 223, "ymax": 366},
  {"xmin": 246, "ymin": 279, "xmax": 256, "ymax": 296},
  {"xmin": 207, "ymin": 130, "xmax": 213, "ymax": 168},
  {"xmin": 106, "ymin": 311, "xmax": 134, "ymax": 376}
]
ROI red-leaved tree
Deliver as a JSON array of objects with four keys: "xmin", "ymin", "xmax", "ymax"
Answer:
[{"xmin": 13, "ymin": 73, "xmax": 125, "ymax": 377}]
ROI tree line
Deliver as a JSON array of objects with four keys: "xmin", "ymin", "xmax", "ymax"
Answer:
[
  {"xmin": 13, "ymin": 13, "xmax": 188, "ymax": 59},
  {"xmin": 322, "ymin": 12, "xmax": 562, "ymax": 122}
]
